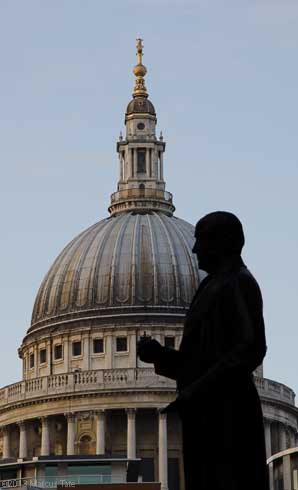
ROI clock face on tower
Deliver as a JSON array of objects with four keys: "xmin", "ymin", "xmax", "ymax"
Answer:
[{"xmin": 137, "ymin": 122, "xmax": 145, "ymax": 130}]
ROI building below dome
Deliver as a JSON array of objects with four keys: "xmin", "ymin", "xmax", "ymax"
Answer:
[{"xmin": 0, "ymin": 40, "xmax": 297, "ymax": 490}]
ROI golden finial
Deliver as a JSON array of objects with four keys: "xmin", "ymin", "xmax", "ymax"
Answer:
[
  {"xmin": 136, "ymin": 38, "xmax": 144, "ymax": 65},
  {"xmin": 133, "ymin": 38, "xmax": 148, "ymax": 98}
]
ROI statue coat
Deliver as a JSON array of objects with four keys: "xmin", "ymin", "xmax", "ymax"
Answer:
[{"xmin": 154, "ymin": 259, "xmax": 270, "ymax": 490}]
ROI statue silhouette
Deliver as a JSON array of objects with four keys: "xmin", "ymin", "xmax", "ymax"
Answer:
[{"xmin": 137, "ymin": 211, "xmax": 270, "ymax": 490}]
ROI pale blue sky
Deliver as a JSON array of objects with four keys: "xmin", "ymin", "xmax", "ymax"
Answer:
[{"xmin": 1, "ymin": 1, "xmax": 298, "ymax": 396}]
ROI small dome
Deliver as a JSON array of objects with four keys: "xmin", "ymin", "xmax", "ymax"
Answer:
[
  {"xmin": 29, "ymin": 212, "xmax": 199, "ymax": 334},
  {"xmin": 126, "ymin": 97, "xmax": 156, "ymax": 116}
]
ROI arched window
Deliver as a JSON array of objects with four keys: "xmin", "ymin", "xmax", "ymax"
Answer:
[{"xmin": 79, "ymin": 434, "xmax": 95, "ymax": 455}]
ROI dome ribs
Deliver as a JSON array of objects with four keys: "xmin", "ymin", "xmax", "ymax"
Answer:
[
  {"xmin": 176, "ymin": 218, "xmax": 200, "ymax": 290},
  {"xmin": 153, "ymin": 212, "xmax": 178, "ymax": 305},
  {"xmin": 32, "ymin": 234, "xmax": 79, "ymax": 323},
  {"xmin": 57, "ymin": 224, "xmax": 101, "ymax": 312},
  {"xmin": 95, "ymin": 216, "xmax": 126, "ymax": 306},
  {"xmin": 108, "ymin": 213, "xmax": 132, "ymax": 307},
  {"xmin": 155, "ymin": 213, "xmax": 184, "ymax": 306},
  {"xmin": 130, "ymin": 214, "xmax": 139, "ymax": 305},
  {"xmin": 66, "ymin": 226, "xmax": 96, "ymax": 309},
  {"xmin": 114, "ymin": 213, "xmax": 136, "ymax": 305},
  {"xmin": 73, "ymin": 219, "xmax": 112, "ymax": 309},
  {"xmin": 135, "ymin": 215, "xmax": 154, "ymax": 304},
  {"xmin": 82, "ymin": 218, "xmax": 116, "ymax": 309},
  {"xmin": 146, "ymin": 214, "xmax": 158, "ymax": 306},
  {"xmin": 57, "ymin": 229, "xmax": 95, "ymax": 311},
  {"xmin": 93, "ymin": 218, "xmax": 121, "ymax": 307},
  {"xmin": 32, "ymin": 223, "xmax": 99, "ymax": 325}
]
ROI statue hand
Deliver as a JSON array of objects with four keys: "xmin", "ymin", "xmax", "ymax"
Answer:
[{"xmin": 137, "ymin": 338, "xmax": 163, "ymax": 363}]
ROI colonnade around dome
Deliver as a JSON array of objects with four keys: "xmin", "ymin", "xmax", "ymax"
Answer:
[
  {"xmin": 0, "ymin": 394, "xmax": 183, "ymax": 489},
  {"xmin": 0, "ymin": 407, "xmax": 179, "ymax": 460}
]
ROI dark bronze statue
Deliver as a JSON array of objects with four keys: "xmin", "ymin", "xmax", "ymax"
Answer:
[{"xmin": 137, "ymin": 211, "xmax": 270, "ymax": 490}]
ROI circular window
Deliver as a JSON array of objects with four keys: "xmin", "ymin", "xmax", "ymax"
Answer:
[{"xmin": 137, "ymin": 122, "xmax": 145, "ymax": 130}]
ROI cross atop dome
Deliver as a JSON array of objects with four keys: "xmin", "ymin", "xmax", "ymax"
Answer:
[{"xmin": 133, "ymin": 38, "xmax": 148, "ymax": 98}]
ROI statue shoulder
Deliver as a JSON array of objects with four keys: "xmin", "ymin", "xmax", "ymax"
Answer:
[{"xmin": 237, "ymin": 266, "xmax": 263, "ymax": 308}]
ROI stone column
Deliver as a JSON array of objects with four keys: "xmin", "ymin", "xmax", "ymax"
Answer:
[
  {"xmin": 128, "ymin": 148, "xmax": 132, "ymax": 178},
  {"xmin": 126, "ymin": 408, "xmax": 136, "ymax": 459},
  {"xmin": 160, "ymin": 151, "xmax": 164, "ymax": 181},
  {"xmin": 121, "ymin": 152, "xmax": 124, "ymax": 180},
  {"xmin": 66, "ymin": 413, "xmax": 76, "ymax": 455},
  {"xmin": 2, "ymin": 426, "xmax": 10, "ymax": 459},
  {"xmin": 133, "ymin": 149, "xmax": 138, "ymax": 177},
  {"xmin": 153, "ymin": 149, "xmax": 158, "ymax": 179},
  {"xmin": 22, "ymin": 356, "xmax": 25, "ymax": 379},
  {"xmin": 279, "ymin": 424, "xmax": 287, "ymax": 451},
  {"xmin": 268, "ymin": 462, "xmax": 274, "ymax": 490},
  {"xmin": 23, "ymin": 355, "xmax": 27, "ymax": 379},
  {"xmin": 158, "ymin": 411, "xmax": 168, "ymax": 490},
  {"xmin": 18, "ymin": 421, "xmax": 28, "ymax": 459},
  {"xmin": 283, "ymin": 454, "xmax": 291, "ymax": 490},
  {"xmin": 265, "ymin": 420, "xmax": 272, "ymax": 459},
  {"xmin": 119, "ymin": 152, "xmax": 123, "ymax": 181},
  {"xmin": 125, "ymin": 148, "xmax": 132, "ymax": 180},
  {"xmin": 95, "ymin": 410, "xmax": 105, "ymax": 455},
  {"xmin": 41, "ymin": 417, "xmax": 50, "ymax": 456},
  {"xmin": 146, "ymin": 148, "xmax": 150, "ymax": 177}
]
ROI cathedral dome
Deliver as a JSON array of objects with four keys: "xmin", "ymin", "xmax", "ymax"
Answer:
[
  {"xmin": 27, "ymin": 39, "xmax": 198, "ymax": 338},
  {"xmin": 29, "ymin": 212, "xmax": 199, "ymax": 334}
]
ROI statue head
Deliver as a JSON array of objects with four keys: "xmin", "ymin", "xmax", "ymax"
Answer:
[{"xmin": 193, "ymin": 211, "xmax": 245, "ymax": 273}]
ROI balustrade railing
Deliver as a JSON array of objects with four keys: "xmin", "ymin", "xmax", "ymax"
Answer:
[
  {"xmin": 0, "ymin": 373, "xmax": 295, "ymax": 407},
  {"xmin": 254, "ymin": 377, "xmax": 295, "ymax": 404},
  {"xmin": 48, "ymin": 374, "xmax": 69, "ymax": 389},
  {"xmin": 0, "ymin": 367, "xmax": 175, "ymax": 407},
  {"xmin": 110, "ymin": 188, "xmax": 173, "ymax": 203}
]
